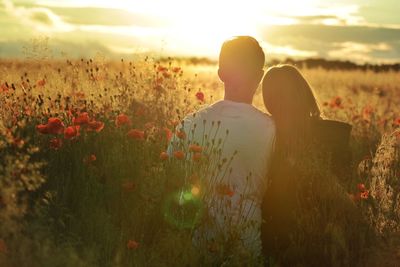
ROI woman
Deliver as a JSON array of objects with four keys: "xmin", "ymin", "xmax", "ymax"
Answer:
[{"xmin": 260, "ymin": 65, "xmax": 359, "ymax": 266}]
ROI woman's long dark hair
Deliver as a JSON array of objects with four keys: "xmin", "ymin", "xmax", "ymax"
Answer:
[{"xmin": 262, "ymin": 64, "xmax": 321, "ymax": 156}]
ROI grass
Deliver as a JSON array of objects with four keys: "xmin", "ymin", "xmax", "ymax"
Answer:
[{"xmin": 0, "ymin": 57, "xmax": 399, "ymax": 266}]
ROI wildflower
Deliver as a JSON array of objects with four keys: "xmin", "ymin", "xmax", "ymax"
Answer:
[
  {"xmin": 360, "ymin": 190, "xmax": 369, "ymax": 199},
  {"xmin": 157, "ymin": 66, "xmax": 168, "ymax": 72},
  {"xmin": 127, "ymin": 129, "xmax": 145, "ymax": 140},
  {"xmin": 49, "ymin": 138, "xmax": 63, "ymax": 150},
  {"xmin": 357, "ymin": 183, "xmax": 366, "ymax": 192},
  {"xmin": 0, "ymin": 83, "xmax": 9, "ymax": 92},
  {"xmin": 64, "ymin": 125, "xmax": 80, "ymax": 139},
  {"xmin": 362, "ymin": 106, "xmax": 374, "ymax": 121},
  {"xmin": 87, "ymin": 120, "xmax": 105, "ymax": 132},
  {"xmin": 189, "ymin": 144, "xmax": 202, "ymax": 153},
  {"xmin": 127, "ymin": 240, "xmax": 139, "ymax": 250},
  {"xmin": 216, "ymin": 184, "xmax": 234, "ymax": 197},
  {"xmin": 329, "ymin": 96, "xmax": 342, "ymax": 108},
  {"xmin": 195, "ymin": 91, "xmax": 205, "ymax": 102},
  {"xmin": 163, "ymin": 127, "xmax": 173, "ymax": 142},
  {"xmin": 47, "ymin": 118, "xmax": 65, "ymax": 134},
  {"xmin": 154, "ymin": 84, "xmax": 163, "ymax": 91},
  {"xmin": 172, "ymin": 67, "xmax": 181, "ymax": 73},
  {"xmin": 83, "ymin": 154, "xmax": 96, "ymax": 165},
  {"xmin": 36, "ymin": 124, "xmax": 49, "ymax": 134},
  {"xmin": 115, "ymin": 114, "xmax": 131, "ymax": 127},
  {"xmin": 162, "ymin": 72, "xmax": 171, "ymax": 79},
  {"xmin": 173, "ymin": 150, "xmax": 185, "ymax": 160},
  {"xmin": 122, "ymin": 180, "xmax": 135, "ymax": 192},
  {"xmin": 160, "ymin": 151, "xmax": 169, "ymax": 161},
  {"xmin": 0, "ymin": 239, "xmax": 8, "ymax": 254},
  {"xmin": 394, "ymin": 118, "xmax": 400, "ymax": 127},
  {"xmin": 37, "ymin": 79, "xmax": 46, "ymax": 87},
  {"xmin": 176, "ymin": 130, "xmax": 186, "ymax": 140},
  {"xmin": 73, "ymin": 112, "xmax": 90, "ymax": 126},
  {"xmin": 192, "ymin": 152, "xmax": 202, "ymax": 162}
]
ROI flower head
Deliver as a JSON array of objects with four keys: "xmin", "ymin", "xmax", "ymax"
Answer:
[
  {"xmin": 189, "ymin": 144, "xmax": 202, "ymax": 153},
  {"xmin": 127, "ymin": 129, "xmax": 145, "ymax": 140},
  {"xmin": 64, "ymin": 125, "xmax": 80, "ymax": 139},
  {"xmin": 195, "ymin": 91, "xmax": 205, "ymax": 102},
  {"xmin": 160, "ymin": 151, "xmax": 169, "ymax": 161},
  {"xmin": 87, "ymin": 120, "xmax": 105, "ymax": 132},
  {"xmin": 36, "ymin": 124, "xmax": 49, "ymax": 134},
  {"xmin": 37, "ymin": 79, "xmax": 46, "ymax": 87},
  {"xmin": 122, "ymin": 180, "xmax": 136, "ymax": 192},
  {"xmin": 49, "ymin": 138, "xmax": 63, "ymax": 150},
  {"xmin": 216, "ymin": 184, "xmax": 234, "ymax": 197},
  {"xmin": 73, "ymin": 112, "xmax": 90, "ymax": 126},
  {"xmin": 173, "ymin": 150, "xmax": 185, "ymax": 160},
  {"xmin": 176, "ymin": 130, "xmax": 186, "ymax": 140},
  {"xmin": 127, "ymin": 240, "xmax": 139, "ymax": 250},
  {"xmin": 115, "ymin": 114, "xmax": 131, "ymax": 127},
  {"xmin": 47, "ymin": 118, "xmax": 65, "ymax": 134}
]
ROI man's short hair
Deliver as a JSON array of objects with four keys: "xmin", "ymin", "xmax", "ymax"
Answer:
[{"xmin": 219, "ymin": 36, "xmax": 265, "ymax": 73}]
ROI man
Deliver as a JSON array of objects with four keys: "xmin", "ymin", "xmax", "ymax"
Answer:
[{"xmin": 169, "ymin": 36, "xmax": 275, "ymax": 261}]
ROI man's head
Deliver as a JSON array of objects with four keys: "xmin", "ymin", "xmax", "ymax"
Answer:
[{"xmin": 218, "ymin": 36, "xmax": 265, "ymax": 99}]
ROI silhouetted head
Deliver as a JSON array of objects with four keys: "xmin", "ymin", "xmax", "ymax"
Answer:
[
  {"xmin": 218, "ymin": 36, "xmax": 265, "ymax": 102},
  {"xmin": 262, "ymin": 64, "xmax": 321, "ymax": 147}
]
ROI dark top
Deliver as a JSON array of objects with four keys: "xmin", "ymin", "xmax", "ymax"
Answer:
[{"xmin": 261, "ymin": 119, "xmax": 352, "ymax": 263}]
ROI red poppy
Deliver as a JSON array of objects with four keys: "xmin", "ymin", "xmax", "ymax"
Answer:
[
  {"xmin": 37, "ymin": 79, "xmax": 46, "ymax": 87},
  {"xmin": 47, "ymin": 118, "xmax": 65, "ymax": 134},
  {"xmin": 173, "ymin": 150, "xmax": 185, "ymax": 160},
  {"xmin": 0, "ymin": 83, "xmax": 9, "ymax": 92},
  {"xmin": 357, "ymin": 183, "xmax": 366, "ymax": 192},
  {"xmin": 127, "ymin": 240, "xmax": 139, "ymax": 250},
  {"xmin": 163, "ymin": 128, "xmax": 173, "ymax": 142},
  {"xmin": 176, "ymin": 130, "xmax": 186, "ymax": 140},
  {"xmin": 172, "ymin": 67, "xmax": 181, "ymax": 73},
  {"xmin": 115, "ymin": 114, "xmax": 131, "ymax": 127},
  {"xmin": 157, "ymin": 66, "xmax": 168, "ymax": 72},
  {"xmin": 195, "ymin": 91, "xmax": 205, "ymax": 102},
  {"xmin": 160, "ymin": 151, "xmax": 169, "ymax": 160},
  {"xmin": 36, "ymin": 124, "xmax": 49, "ymax": 134},
  {"xmin": 360, "ymin": 190, "xmax": 369, "ymax": 199},
  {"xmin": 127, "ymin": 129, "xmax": 145, "ymax": 140},
  {"xmin": 0, "ymin": 239, "xmax": 8, "ymax": 254},
  {"xmin": 73, "ymin": 112, "xmax": 90, "ymax": 126},
  {"xmin": 189, "ymin": 144, "xmax": 202, "ymax": 153},
  {"xmin": 49, "ymin": 138, "xmax": 63, "ymax": 150},
  {"xmin": 87, "ymin": 120, "xmax": 105, "ymax": 132},
  {"xmin": 216, "ymin": 184, "xmax": 234, "ymax": 197},
  {"xmin": 329, "ymin": 96, "xmax": 342, "ymax": 108},
  {"xmin": 162, "ymin": 72, "xmax": 171, "ymax": 79},
  {"xmin": 122, "ymin": 180, "xmax": 135, "ymax": 192},
  {"xmin": 192, "ymin": 152, "xmax": 202, "ymax": 162},
  {"xmin": 83, "ymin": 154, "xmax": 96, "ymax": 164},
  {"xmin": 64, "ymin": 125, "xmax": 80, "ymax": 139},
  {"xmin": 394, "ymin": 118, "xmax": 400, "ymax": 126}
]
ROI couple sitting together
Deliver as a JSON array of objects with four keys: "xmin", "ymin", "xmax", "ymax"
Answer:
[{"xmin": 169, "ymin": 36, "xmax": 352, "ymax": 265}]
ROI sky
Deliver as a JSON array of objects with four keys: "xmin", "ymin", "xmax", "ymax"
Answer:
[{"xmin": 0, "ymin": 0, "xmax": 399, "ymax": 63}]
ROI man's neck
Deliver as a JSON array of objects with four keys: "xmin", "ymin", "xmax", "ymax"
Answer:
[{"xmin": 224, "ymin": 88, "xmax": 253, "ymax": 104}]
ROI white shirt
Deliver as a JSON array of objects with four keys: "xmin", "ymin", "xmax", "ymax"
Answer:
[{"xmin": 169, "ymin": 99, "xmax": 275, "ymax": 258}]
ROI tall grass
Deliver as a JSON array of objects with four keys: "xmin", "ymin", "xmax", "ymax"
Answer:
[{"xmin": 0, "ymin": 58, "xmax": 399, "ymax": 266}]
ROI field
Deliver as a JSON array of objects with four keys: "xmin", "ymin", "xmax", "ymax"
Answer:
[{"xmin": 0, "ymin": 57, "xmax": 400, "ymax": 266}]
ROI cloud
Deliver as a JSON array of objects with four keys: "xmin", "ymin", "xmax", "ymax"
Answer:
[
  {"xmin": 327, "ymin": 42, "xmax": 394, "ymax": 63},
  {"xmin": 261, "ymin": 41, "xmax": 318, "ymax": 58},
  {"xmin": 2, "ymin": 0, "xmax": 73, "ymax": 32}
]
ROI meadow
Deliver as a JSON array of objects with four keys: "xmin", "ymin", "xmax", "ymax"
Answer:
[{"xmin": 0, "ymin": 56, "xmax": 400, "ymax": 266}]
